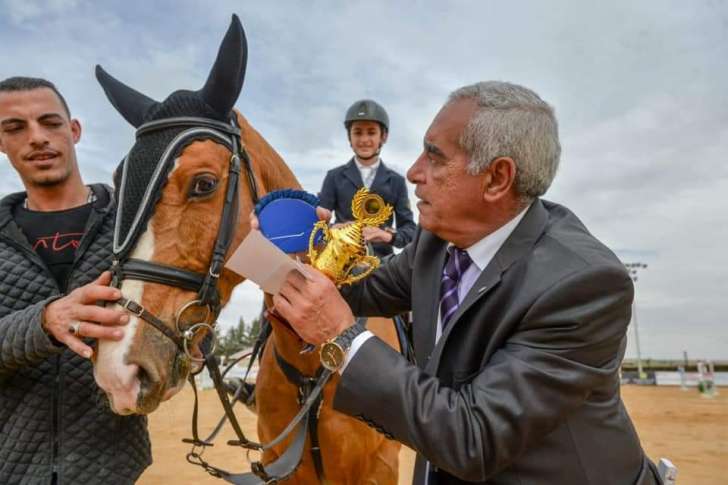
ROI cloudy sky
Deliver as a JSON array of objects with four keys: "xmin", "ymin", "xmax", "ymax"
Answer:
[{"xmin": 2, "ymin": 0, "xmax": 726, "ymax": 360}]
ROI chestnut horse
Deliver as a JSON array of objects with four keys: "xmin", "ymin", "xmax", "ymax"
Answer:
[{"xmin": 92, "ymin": 15, "xmax": 400, "ymax": 484}]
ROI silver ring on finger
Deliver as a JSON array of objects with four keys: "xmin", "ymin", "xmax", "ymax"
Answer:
[{"xmin": 69, "ymin": 321, "xmax": 81, "ymax": 336}]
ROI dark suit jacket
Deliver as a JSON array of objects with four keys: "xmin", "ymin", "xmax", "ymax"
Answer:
[
  {"xmin": 336, "ymin": 200, "xmax": 659, "ymax": 484},
  {"xmin": 319, "ymin": 158, "xmax": 416, "ymax": 257}
]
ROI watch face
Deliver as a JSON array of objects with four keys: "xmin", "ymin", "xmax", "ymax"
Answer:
[{"xmin": 320, "ymin": 342, "xmax": 345, "ymax": 371}]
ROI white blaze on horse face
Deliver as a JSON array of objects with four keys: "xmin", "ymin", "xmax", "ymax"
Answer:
[
  {"xmin": 94, "ymin": 228, "xmax": 155, "ymax": 414},
  {"xmin": 95, "ymin": 159, "xmax": 183, "ymax": 413}
]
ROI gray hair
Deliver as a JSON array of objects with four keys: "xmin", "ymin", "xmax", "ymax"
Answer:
[{"xmin": 447, "ymin": 81, "xmax": 561, "ymax": 202}]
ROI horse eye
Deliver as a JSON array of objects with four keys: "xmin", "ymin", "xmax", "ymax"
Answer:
[{"xmin": 189, "ymin": 175, "xmax": 218, "ymax": 197}]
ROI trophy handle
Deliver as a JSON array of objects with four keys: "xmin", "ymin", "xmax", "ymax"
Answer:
[
  {"xmin": 339, "ymin": 255, "xmax": 380, "ymax": 286},
  {"xmin": 307, "ymin": 220, "xmax": 329, "ymax": 262}
]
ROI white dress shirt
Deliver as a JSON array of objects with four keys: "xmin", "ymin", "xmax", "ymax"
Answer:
[
  {"xmin": 354, "ymin": 157, "xmax": 380, "ymax": 189},
  {"xmin": 340, "ymin": 204, "xmax": 531, "ymax": 374},
  {"xmin": 433, "ymin": 205, "xmax": 529, "ymax": 342}
]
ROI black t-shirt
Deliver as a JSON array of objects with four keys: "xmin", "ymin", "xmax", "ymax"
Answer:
[{"xmin": 13, "ymin": 188, "xmax": 108, "ymax": 290}]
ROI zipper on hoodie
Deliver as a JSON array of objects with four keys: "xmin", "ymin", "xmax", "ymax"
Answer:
[{"xmin": 68, "ymin": 200, "xmax": 107, "ymax": 279}]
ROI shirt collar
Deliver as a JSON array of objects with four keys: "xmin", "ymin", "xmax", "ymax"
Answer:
[
  {"xmin": 464, "ymin": 203, "xmax": 532, "ymax": 271},
  {"xmin": 354, "ymin": 157, "xmax": 380, "ymax": 172}
]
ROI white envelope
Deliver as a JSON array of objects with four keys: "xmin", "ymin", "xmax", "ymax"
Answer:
[{"xmin": 225, "ymin": 230, "xmax": 309, "ymax": 295}]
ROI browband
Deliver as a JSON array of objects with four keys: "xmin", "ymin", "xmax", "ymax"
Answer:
[{"xmin": 136, "ymin": 116, "xmax": 242, "ymax": 138}]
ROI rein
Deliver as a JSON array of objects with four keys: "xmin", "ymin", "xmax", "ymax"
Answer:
[{"xmin": 110, "ymin": 115, "xmax": 331, "ymax": 484}]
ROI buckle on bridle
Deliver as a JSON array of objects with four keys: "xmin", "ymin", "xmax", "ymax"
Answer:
[
  {"xmin": 229, "ymin": 153, "xmax": 241, "ymax": 173},
  {"xmin": 122, "ymin": 299, "xmax": 144, "ymax": 317}
]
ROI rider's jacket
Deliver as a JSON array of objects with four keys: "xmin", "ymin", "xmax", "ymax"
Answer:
[{"xmin": 318, "ymin": 158, "xmax": 416, "ymax": 258}]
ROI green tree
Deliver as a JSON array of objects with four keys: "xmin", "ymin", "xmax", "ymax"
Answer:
[{"xmin": 215, "ymin": 315, "xmax": 262, "ymax": 359}]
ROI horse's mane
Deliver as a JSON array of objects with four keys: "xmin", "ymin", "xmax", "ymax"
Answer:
[{"xmin": 234, "ymin": 111, "xmax": 301, "ymax": 195}]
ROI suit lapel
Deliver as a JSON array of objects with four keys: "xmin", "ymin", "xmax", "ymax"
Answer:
[
  {"xmin": 414, "ymin": 238, "xmax": 448, "ymax": 366},
  {"xmin": 426, "ymin": 263, "xmax": 502, "ymax": 373},
  {"xmin": 369, "ymin": 160, "xmax": 391, "ymax": 192},
  {"xmin": 342, "ymin": 158, "xmax": 364, "ymax": 189},
  {"xmin": 427, "ymin": 200, "xmax": 550, "ymax": 372}
]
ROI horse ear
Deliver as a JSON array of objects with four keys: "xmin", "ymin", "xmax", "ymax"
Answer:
[
  {"xmin": 199, "ymin": 14, "xmax": 247, "ymax": 119},
  {"xmin": 95, "ymin": 65, "xmax": 158, "ymax": 128}
]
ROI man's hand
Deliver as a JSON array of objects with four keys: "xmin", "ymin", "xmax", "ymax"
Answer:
[
  {"xmin": 363, "ymin": 226, "xmax": 394, "ymax": 244},
  {"xmin": 42, "ymin": 271, "xmax": 128, "ymax": 359},
  {"xmin": 273, "ymin": 266, "xmax": 355, "ymax": 345}
]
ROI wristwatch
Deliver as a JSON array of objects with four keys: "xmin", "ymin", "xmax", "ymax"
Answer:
[{"xmin": 320, "ymin": 318, "xmax": 367, "ymax": 372}]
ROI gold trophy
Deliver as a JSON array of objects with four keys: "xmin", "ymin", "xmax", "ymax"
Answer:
[{"xmin": 308, "ymin": 188, "xmax": 393, "ymax": 286}]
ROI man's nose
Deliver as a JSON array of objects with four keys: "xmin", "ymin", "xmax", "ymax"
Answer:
[
  {"xmin": 407, "ymin": 154, "xmax": 425, "ymax": 184},
  {"xmin": 28, "ymin": 123, "xmax": 49, "ymax": 147}
]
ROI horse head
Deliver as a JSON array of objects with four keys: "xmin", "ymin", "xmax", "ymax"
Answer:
[{"xmin": 93, "ymin": 15, "xmax": 299, "ymax": 415}]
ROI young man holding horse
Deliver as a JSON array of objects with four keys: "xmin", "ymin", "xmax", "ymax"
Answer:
[
  {"xmin": 0, "ymin": 77, "xmax": 150, "ymax": 484},
  {"xmin": 273, "ymin": 81, "xmax": 661, "ymax": 484},
  {"xmin": 319, "ymin": 99, "xmax": 416, "ymax": 258}
]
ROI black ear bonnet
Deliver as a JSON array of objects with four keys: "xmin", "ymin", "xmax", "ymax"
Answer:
[{"xmin": 96, "ymin": 15, "xmax": 247, "ymax": 260}]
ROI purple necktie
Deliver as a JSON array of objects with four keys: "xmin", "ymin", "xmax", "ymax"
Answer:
[{"xmin": 439, "ymin": 246, "xmax": 473, "ymax": 330}]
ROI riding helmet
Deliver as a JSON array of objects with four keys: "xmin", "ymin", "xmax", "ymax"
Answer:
[{"xmin": 344, "ymin": 99, "xmax": 389, "ymax": 134}]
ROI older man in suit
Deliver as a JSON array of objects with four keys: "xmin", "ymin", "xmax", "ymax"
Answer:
[{"xmin": 273, "ymin": 81, "xmax": 660, "ymax": 484}]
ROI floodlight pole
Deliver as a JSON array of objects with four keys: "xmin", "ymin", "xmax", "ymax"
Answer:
[
  {"xmin": 632, "ymin": 295, "xmax": 645, "ymax": 379},
  {"xmin": 625, "ymin": 262, "xmax": 648, "ymax": 380}
]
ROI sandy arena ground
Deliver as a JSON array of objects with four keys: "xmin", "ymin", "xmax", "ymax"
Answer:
[{"xmin": 138, "ymin": 385, "xmax": 727, "ymax": 484}]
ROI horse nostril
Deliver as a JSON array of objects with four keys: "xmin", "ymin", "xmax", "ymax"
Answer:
[
  {"xmin": 134, "ymin": 361, "xmax": 163, "ymax": 391},
  {"xmin": 137, "ymin": 366, "xmax": 151, "ymax": 391},
  {"xmin": 136, "ymin": 364, "xmax": 161, "ymax": 394}
]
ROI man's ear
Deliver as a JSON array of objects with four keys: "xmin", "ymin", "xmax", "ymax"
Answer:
[
  {"xmin": 381, "ymin": 130, "xmax": 389, "ymax": 145},
  {"xmin": 70, "ymin": 118, "xmax": 82, "ymax": 144},
  {"xmin": 482, "ymin": 157, "xmax": 516, "ymax": 202}
]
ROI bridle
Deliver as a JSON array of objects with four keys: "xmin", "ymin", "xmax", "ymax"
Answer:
[
  {"xmin": 110, "ymin": 115, "xmax": 259, "ymax": 361},
  {"xmin": 109, "ymin": 114, "xmax": 333, "ymax": 484}
]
